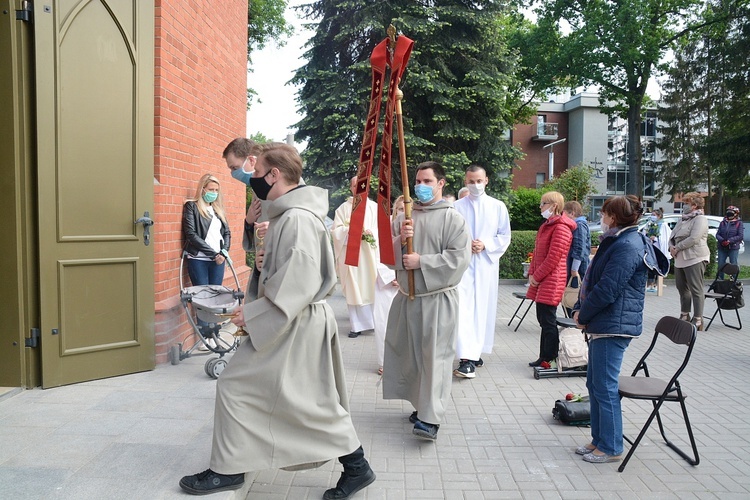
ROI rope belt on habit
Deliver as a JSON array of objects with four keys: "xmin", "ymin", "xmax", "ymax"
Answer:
[{"xmin": 398, "ymin": 284, "xmax": 457, "ymax": 297}]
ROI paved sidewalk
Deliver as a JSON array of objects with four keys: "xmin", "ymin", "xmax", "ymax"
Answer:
[{"xmin": 1, "ymin": 281, "xmax": 749, "ymax": 499}]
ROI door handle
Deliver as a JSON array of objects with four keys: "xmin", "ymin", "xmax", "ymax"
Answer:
[{"xmin": 135, "ymin": 211, "xmax": 154, "ymax": 246}]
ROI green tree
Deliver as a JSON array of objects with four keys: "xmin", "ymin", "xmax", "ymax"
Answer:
[
  {"xmin": 534, "ymin": 0, "xmax": 708, "ymax": 198},
  {"xmin": 656, "ymin": 0, "xmax": 750, "ymax": 209},
  {"xmin": 700, "ymin": 0, "xmax": 750, "ymax": 199},
  {"xmin": 546, "ymin": 163, "xmax": 597, "ymax": 211},
  {"xmin": 248, "ymin": 0, "xmax": 294, "ymax": 53},
  {"xmin": 505, "ymin": 12, "xmax": 571, "ymax": 125},
  {"xmin": 292, "ymin": 0, "xmax": 524, "ymax": 213}
]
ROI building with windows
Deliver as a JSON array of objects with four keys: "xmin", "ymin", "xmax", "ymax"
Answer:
[{"xmin": 511, "ymin": 93, "xmax": 670, "ymax": 220}]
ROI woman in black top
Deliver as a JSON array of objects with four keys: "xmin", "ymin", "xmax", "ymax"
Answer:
[{"xmin": 182, "ymin": 174, "xmax": 231, "ymax": 286}]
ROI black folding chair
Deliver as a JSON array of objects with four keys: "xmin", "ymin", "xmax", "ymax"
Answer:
[
  {"xmin": 617, "ymin": 316, "xmax": 699, "ymax": 472},
  {"xmin": 508, "ymin": 291, "xmax": 534, "ymax": 332},
  {"xmin": 703, "ymin": 263, "xmax": 743, "ymax": 331}
]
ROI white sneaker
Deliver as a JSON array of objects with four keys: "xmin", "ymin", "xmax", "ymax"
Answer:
[{"xmin": 196, "ymin": 338, "xmax": 214, "ymax": 351}]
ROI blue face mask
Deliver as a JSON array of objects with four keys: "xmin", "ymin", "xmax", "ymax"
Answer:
[
  {"xmin": 649, "ymin": 215, "xmax": 657, "ymax": 222},
  {"xmin": 231, "ymin": 166, "xmax": 253, "ymax": 186},
  {"xmin": 414, "ymin": 184, "xmax": 435, "ymax": 204},
  {"xmin": 202, "ymin": 191, "xmax": 218, "ymax": 203}
]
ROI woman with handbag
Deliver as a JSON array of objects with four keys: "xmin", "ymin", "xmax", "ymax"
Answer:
[
  {"xmin": 669, "ymin": 192, "xmax": 710, "ymax": 330},
  {"xmin": 562, "ymin": 201, "xmax": 591, "ymax": 316},
  {"xmin": 573, "ymin": 195, "xmax": 670, "ymax": 464},
  {"xmin": 527, "ymin": 191, "xmax": 576, "ymax": 367}
]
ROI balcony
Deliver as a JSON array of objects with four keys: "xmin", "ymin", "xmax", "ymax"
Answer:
[{"xmin": 532, "ymin": 122, "xmax": 558, "ymax": 141}]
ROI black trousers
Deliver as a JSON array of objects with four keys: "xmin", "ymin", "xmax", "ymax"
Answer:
[
  {"xmin": 338, "ymin": 446, "xmax": 370, "ymax": 475},
  {"xmin": 536, "ymin": 302, "xmax": 559, "ymax": 361}
]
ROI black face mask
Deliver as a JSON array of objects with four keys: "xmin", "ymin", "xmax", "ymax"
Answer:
[
  {"xmin": 726, "ymin": 211, "xmax": 736, "ymax": 219},
  {"xmin": 249, "ymin": 170, "xmax": 274, "ymax": 200}
]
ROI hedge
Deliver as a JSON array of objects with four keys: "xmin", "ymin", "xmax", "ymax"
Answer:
[
  {"xmin": 499, "ymin": 231, "xmax": 538, "ymax": 279},
  {"xmin": 500, "ymin": 231, "xmax": 719, "ymax": 280}
]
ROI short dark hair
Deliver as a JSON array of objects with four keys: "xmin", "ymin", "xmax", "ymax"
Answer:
[
  {"xmin": 416, "ymin": 161, "xmax": 446, "ymax": 182},
  {"xmin": 465, "ymin": 164, "xmax": 486, "ymax": 175},
  {"xmin": 601, "ymin": 195, "xmax": 644, "ymax": 227},
  {"xmin": 222, "ymin": 138, "xmax": 257, "ymax": 159},
  {"xmin": 258, "ymin": 143, "xmax": 302, "ymax": 184}
]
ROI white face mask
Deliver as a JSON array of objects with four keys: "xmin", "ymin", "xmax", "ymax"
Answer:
[
  {"xmin": 600, "ymin": 222, "xmax": 610, "ymax": 232},
  {"xmin": 541, "ymin": 208, "xmax": 554, "ymax": 219},
  {"xmin": 467, "ymin": 183, "xmax": 485, "ymax": 197}
]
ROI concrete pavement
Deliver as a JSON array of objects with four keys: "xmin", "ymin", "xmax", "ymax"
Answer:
[{"xmin": 1, "ymin": 281, "xmax": 749, "ymax": 499}]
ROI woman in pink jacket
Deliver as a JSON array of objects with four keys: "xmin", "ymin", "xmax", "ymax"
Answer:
[{"xmin": 527, "ymin": 191, "xmax": 577, "ymax": 366}]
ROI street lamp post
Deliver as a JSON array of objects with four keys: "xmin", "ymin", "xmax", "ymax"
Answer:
[{"xmin": 542, "ymin": 138, "xmax": 567, "ymax": 181}]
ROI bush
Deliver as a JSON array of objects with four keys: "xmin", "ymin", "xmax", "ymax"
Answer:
[
  {"xmin": 590, "ymin": 230, "xmax": 601, "ymax": 248},
  {"xmin": 499, "ymin": 231, "xmax": 538, "ymax": 278},
  {"xmin": 706, "ymin": 234, "xmax": 717, "ymax": 278},
  {"xmin": 507, "ymin": 187, "xmax": 544, "ymax": 230}
]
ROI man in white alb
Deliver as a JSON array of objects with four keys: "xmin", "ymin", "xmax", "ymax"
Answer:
[{"xmin": 453, "ymin": 165, "xmax": 511, "ymax": 378}]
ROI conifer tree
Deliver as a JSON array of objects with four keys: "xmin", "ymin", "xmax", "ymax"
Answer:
[
  {"xmin": 656, "ymin": 0, "xmax": 750, "ymax": 208},
  {"xmin": 292, "ymin": 0, "xmax": 523, "ymax": 208}
]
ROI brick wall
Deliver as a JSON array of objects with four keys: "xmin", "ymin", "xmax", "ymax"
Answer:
[
  {"xmin": 511, "ymin": 112, "xmax": 569, "ymax": 189},
  {"xmin": 153, "ymin": 0, "xmax": 250, "ymax": 363}
]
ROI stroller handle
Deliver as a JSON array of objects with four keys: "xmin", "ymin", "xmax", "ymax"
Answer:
[{"xmin": 180, "ymin": 250, "xmax": 243, "ymax": 301}]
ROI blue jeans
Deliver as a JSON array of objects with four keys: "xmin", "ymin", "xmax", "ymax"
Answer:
[
  {"xmin": 586, "ymin": 336, "xmax": 632, "ymax": 456},
  {"xmin": 187, "ymin": 258, "xmax": 225, "ymax": 286},
  {"xmin": 717, "ymin": 247, "xmax": 739, "ymax": 279}
]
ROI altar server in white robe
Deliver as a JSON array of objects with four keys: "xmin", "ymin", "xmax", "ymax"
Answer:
[
  {"xmin": 332, "ymin": 176, "xmax": 379, "ymax": 338},
  {"xmin": 373, "ymin": 196, "xmax": 404, "ymax": 375},
  {"xmin": 452, "ymin": 165, "xmax": 511, "ymax": 379}
]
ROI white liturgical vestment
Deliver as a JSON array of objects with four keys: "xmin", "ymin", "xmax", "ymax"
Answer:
[{"xmin": 454, "ymin": 193, "xmax": 511, "ymax": 360}]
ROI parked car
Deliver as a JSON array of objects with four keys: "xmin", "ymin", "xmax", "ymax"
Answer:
[{"xmin": 590, "ymin": 214, "xmax": 743, "ymax": 254}]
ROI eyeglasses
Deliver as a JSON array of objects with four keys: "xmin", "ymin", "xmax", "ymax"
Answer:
[{"xmin": 539, "ymin": 201, "xmax": 551, "ymax": 208}]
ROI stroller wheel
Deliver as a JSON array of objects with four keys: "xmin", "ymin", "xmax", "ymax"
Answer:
[
  {"xmin": 169, "ymin": 345, "xmax": 181, "ymax": 365},
  {"xmin": 206, "ymin": 357, "xmax": 227, "ymax": 379}
]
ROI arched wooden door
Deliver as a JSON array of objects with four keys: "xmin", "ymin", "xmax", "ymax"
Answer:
[{"xmin": 35, "ymin": 0, "xmax": 155, "ymax": 387}]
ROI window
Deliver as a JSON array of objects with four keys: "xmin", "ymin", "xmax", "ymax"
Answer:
[
  {"xmin": 537, "ymin": 115, "xmax": 546, "ymax": 136},
  {"xmin": 607, "ymin": 166, "xmax": 627, "ymax": 194},
  {"xmin": 535, "ymin": 173, "xmax": 546, "ymax": 188}
]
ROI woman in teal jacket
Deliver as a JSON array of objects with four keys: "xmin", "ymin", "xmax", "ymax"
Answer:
[{"xmin": 573, "ymin": 195, "xmax": 669, "ymax": 464}]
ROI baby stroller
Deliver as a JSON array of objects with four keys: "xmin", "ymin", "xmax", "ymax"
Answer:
[{"xmin": 168, "ymin": 251, "xmax": 244, "ymax": 379}]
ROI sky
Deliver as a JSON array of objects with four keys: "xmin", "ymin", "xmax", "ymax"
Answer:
[{"xmin": 246, "ymin": 2, "xmax": 312, "ymax": 148}]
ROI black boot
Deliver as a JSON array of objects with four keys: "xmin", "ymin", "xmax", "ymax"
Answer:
[{"xmin": 323, "ymin": 446, "xmax": 376, "ymax": 500}]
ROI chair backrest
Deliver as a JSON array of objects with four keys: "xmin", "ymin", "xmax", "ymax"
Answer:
[
  {"xmin": 719, "ymin": 263, "xmax": 740, "ymax": 279},
  {"xmin": 707, "ymin": 263, "xmax": 741, "ymax": 295},
  {"xmin": 631, "ymin": 316, "xmax": 697, "ymax": 378},
  {"xmin": 655, "ymin": 316, "xmax": 696, "ymax": 346}
]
